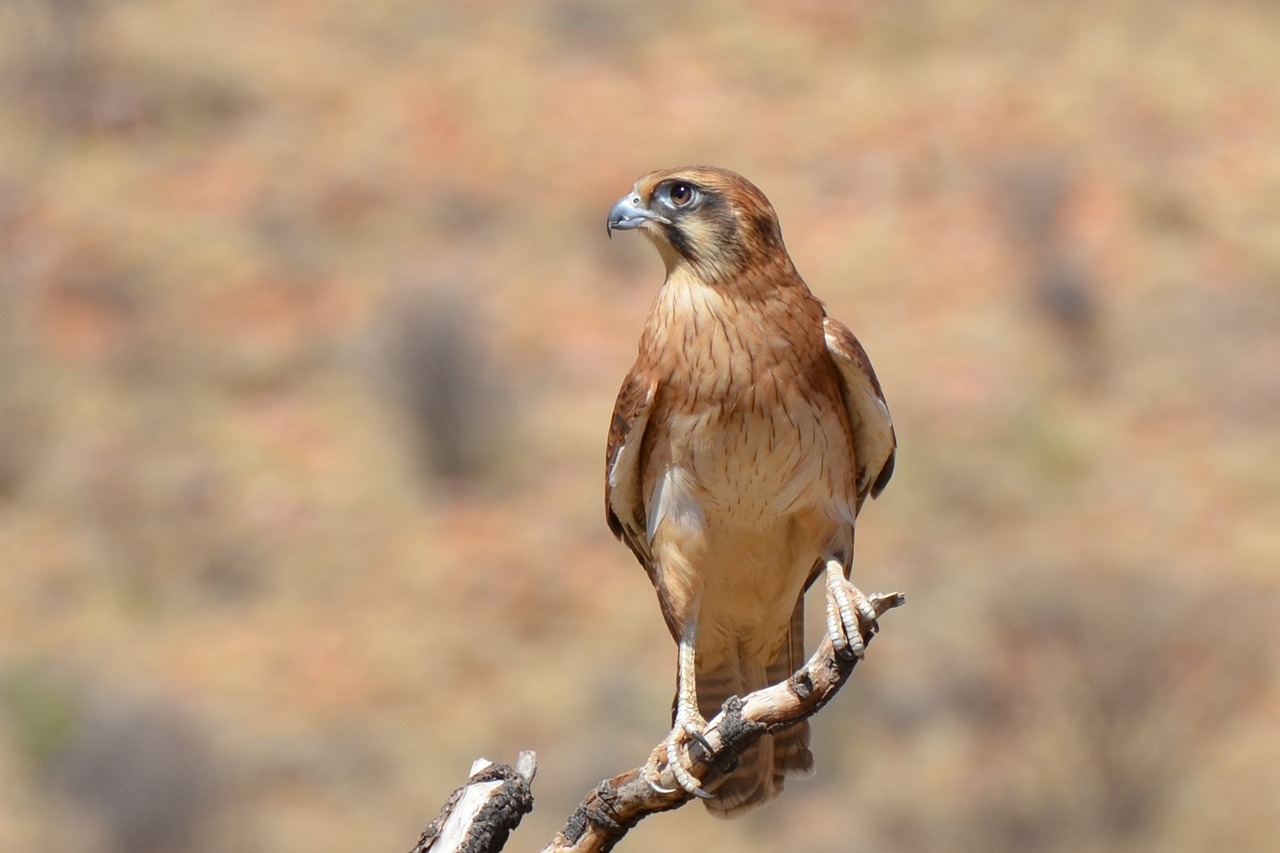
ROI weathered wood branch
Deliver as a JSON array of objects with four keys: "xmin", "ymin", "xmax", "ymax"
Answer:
[
  {"xmin": 542, "ymin": 590, "xmax": 904, "ymax": 852},
  {"xmin": 411, "ymin": 753, "xmax": 536, "ymax": 853},
  {"xmin": 410, "ymin": 590, "xmax": 904, "ymax": 853}
]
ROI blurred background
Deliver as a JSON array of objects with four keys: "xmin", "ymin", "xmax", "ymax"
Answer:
[{"xmin": 1, "ymin": 1, "xmax": 1277, "ymax": 850}]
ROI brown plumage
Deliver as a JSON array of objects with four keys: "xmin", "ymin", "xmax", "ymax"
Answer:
[{"xmin": 605, "ymin": 167, "xmax": 896, "ymax": 816}]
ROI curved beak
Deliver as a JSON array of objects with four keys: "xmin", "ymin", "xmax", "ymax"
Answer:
[{"xmin": 607, "ymin": 193, "xmax": 664, "ymax": 238}]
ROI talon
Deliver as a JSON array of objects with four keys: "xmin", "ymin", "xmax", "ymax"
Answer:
[
  {"xmin": 647, "ymin": 776, "xmax": 678, "ymax": 795},
  {"xmin": 683, "ymin": 721, "xmax": 714, "ymax": 757}
]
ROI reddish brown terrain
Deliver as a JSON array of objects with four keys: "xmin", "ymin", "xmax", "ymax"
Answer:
[{"xmin": 1, "ymin": 2, "xmax": 1277, "ymax": 851}]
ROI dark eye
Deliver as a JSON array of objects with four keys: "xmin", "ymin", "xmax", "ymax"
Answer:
[{"xmin": 669, "ymin": 182, "xmax": 694, "ymax": 206}]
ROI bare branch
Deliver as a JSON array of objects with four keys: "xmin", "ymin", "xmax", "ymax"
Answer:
[
  {"xmin": 408, "ymin": 591, "xmax": 903, "ymax": 853},
  {"xmin": 410, "ymin": 752, "xmax": 536, "ymax": 853},
  {"xmin": 542, "ymin": 590, "xmax": 905, "ymax": 853}
]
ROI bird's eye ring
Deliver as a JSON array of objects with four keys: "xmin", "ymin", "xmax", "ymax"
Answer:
[{"xmin": 669, "ymin": 182, "xmax": 695, "ymax": 206}]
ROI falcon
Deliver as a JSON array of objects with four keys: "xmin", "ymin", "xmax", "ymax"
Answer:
[{"xmin": 604, "ymin": 166, "xmax": 896, "ymax": 816}]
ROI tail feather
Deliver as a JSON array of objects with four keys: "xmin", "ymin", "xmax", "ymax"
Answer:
[
  {"xmin": 766, "ymin": 598, "xmax": 814, "ymax": 782},
  {"xmin": 698, "ymin": 597, "xmax": 813, "ymax": 818}
]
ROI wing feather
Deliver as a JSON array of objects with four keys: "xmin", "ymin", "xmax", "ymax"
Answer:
[
  {"xmin": 605, "ymin": 364, "xmax": 658, "ymax": 571},
  {"xmin": 823, "ymin": 316, "xmax": 896, "ymax": 507}
]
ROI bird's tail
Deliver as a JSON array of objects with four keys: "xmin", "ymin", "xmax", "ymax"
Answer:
[{"xmin": 697, "ymin": 598, "xmax": 814, "ymax": 818}]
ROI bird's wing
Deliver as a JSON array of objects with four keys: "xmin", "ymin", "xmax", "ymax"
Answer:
[
  {"xmin": 823, "ymin": 315, "xmax": 896, "ymax": 507},
  {"xmin": 606, "ymin": 363, "xmax": 659, "ymax": 572}
]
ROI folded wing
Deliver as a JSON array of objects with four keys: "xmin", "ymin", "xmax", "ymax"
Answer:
[{"xmin": 823, "ymin": 316, "xmax": 896, "ymax": 509}]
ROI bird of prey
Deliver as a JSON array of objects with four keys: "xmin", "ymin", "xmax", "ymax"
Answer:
[{"xmin": 604, "ymin": 167, "xmax": 896, "ymax": 817}]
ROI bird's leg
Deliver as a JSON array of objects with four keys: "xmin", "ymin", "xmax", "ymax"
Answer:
[
  {"xmin": 643, "ymin": 619, "xmax": 714, "ymax": 799},
  {"xmin": 823, "ymin": 557, "xmax": 879, "ymax": 659}
]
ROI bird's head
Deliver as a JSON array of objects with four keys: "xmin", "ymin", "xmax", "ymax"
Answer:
[{"xmin": 607, "ymin": 166, "xmax": 790, "ymax": 284}]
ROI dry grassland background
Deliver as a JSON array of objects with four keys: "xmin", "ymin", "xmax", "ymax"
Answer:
[{"xmin": 1, "ymin": 1, "xmax": 1278, "ymax": 851}]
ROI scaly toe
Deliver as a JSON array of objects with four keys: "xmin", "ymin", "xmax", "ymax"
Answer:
[
  {"xmin": 643, "ymin": 746, "xmax": 677, "ymax": 794},
  {"xmin": 826, "ymin": 574, "xmax": 874, "ymax": 659},
  {"xmin": 666, "ymin": 726, "xmax": 713, "ymax": 799},
  {"xmin": 855, "ymin": 593, "xmax": 880, "ymax": 635}
]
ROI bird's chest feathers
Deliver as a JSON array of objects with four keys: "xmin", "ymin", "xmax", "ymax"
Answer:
[{"xmin": 644, "ymin": 276, "xmax": 848, "ymax": 522}]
